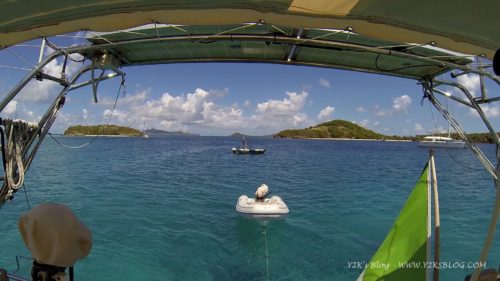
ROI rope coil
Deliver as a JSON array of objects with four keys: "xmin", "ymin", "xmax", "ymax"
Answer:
[{"xmin": 1, "ymin": 119, "xmax": 38, "ymax": 196}]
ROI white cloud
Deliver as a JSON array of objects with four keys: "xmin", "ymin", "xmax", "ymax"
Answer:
[
  {"xmin": 292, "ymin": 113, "xmax": 309, "ymax": 126},
  {"xmin": 103, "ymin": 109, "xmax": 128, "ymax": 123},
  {"xmin": 483, "ymin": 106, "xmax": 500, "ymax": 118},
  {"xmin": 50, "ymin": 110, "xmax": 82, "ymax": 133},
  {"xmin": 109, "ymin": 87, "xmax": 246, "ymax": 132},
  {"xmin": 317, "ymin": 106, "xmax": 335, "ymax": 121},
  {"xmin": 457, "ymin": 74, "xmax": 480, "ymax": 97},
  {"xmin": 319, "ymin": 78, "xmax": 331, "ymax": 88},
  {"xmin": 357, "ymin": 119, "xmax": 381, "ymax": 129},
  {"xmin": 0, "ymin": 101, "xmax": 39, "ymax": 121},
  {"xmin": 159, "ymin": 120, "xmax": 187, "ymax": 132},
  {"xmin": 134, "ymin": 88, "xmax": 209, "ymax": 122},
  {"xmin": 414, "ymin": 123, "xmax": 425, "ymax": 134},
  {"xmin": 18, "ymin": 54, "xmax": 85, "ymax": 103},
  {"xmin": 256, "ymin": 91, "xmax": 308, "ymax": 115},
  {"xmin": 253, "ymin": 91, "xmax": 310, "ymax": 129},
  {"xmin": 3, "ymin": 100, "xmax": 17, "ymax": 116},
  {"xmin": 46, "ymin": 87, "xmax": 318, "ymax": 135},
  {"xmin": 101, "ymin": 90, "xmax": 148, "ymax": 106},
  {"xmin": 471, "ymin": 104, "xmax": 500, "ymax": 118},
  {"xmin": 19, "ymin": 79, "xmax": 59, "ymax": 103},
  {"xmin": 200, "ymin": 102, "xmax": 245, "ymax": 128},
  {"xmin": 369, "ymin": 95, "xmax": 412, "ymax": 119},
  {"xmin": 356, "ymin": 106, "xmax": 366, "ymax": 113},
  {"xmin": 393, "ymin": 95, "xmax": 412, "ymax": 112}
]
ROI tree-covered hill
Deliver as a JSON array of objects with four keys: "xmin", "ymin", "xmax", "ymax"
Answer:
[
  {"xmin": 276, "ymin": 119, "xmax": 395, "ymax": 139},
  {"xmin": 276, "ymin": 119, "xmax": 498, "ymax": 143},
  {"xmin": 64, "ymin": 125, "xmax": 143, "ymax": 136}
]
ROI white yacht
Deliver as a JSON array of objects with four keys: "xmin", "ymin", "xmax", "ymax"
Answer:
[{"xmin": 418, "ymin": 136, "xmax": 466, "ymax": 149}]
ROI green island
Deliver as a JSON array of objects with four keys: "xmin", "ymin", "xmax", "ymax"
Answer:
[
  {"xmin": 275, "ymin": 119, "xmax": 498, "ymax": 143},
  {"xmin": 276, "ymin": 119, "xmax": 404, "ymax": 140},
  {"xmin": 64, "ymin": 125, "xmax": 143, "ymax": 137},
  {"xmin": 145, "ymin": 128, "xmax": 199, "ymax": 136}
]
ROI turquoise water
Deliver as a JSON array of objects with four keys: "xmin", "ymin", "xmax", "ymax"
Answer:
[{"xmin": 0, "ymin": 136, "xmax": 499, "ymax": 280}]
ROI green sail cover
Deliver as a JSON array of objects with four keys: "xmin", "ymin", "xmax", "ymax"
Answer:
[{"xmin": 358, "ymin": 164, "xmax": 430, "ymax": 281}]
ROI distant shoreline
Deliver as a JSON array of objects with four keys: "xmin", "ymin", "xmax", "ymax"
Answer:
[
  {"xmin": 62, "ymin": 135, "xmax": 413, "ymax": 141},
  {"xmin": 296, "ymin": 138, "xmax": 413, "ymax": 142},
  {"xmin": 64, "ymin": 135, "xmax": 134, "ymax": 137}
]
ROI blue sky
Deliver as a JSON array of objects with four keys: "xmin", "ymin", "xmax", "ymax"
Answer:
[{"xmin": 0, "ymin": 34, "xmax": 498, "ymax": 136}]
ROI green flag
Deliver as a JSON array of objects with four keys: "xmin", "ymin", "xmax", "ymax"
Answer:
[{"xmin": 358, "ymin": 164, "xmax": 430, "ymax": 281}]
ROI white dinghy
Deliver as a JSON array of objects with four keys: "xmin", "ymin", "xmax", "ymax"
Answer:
[{"xmin": 236, "ymin": 184, "xmax": 289, "ymax": 215}]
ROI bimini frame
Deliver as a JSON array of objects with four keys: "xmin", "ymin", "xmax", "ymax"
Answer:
[{"xmin": 0, "ymin": 25, "xmax": 499, "ymax": 281}]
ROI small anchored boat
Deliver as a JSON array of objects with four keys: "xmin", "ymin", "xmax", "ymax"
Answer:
[
  {"xmin": 236, "ymin": 184, "xmax": 289, "ymax": 215},
  {"xmin": 232, "ymin": 137, "xmax": 266, "ymax": 154}
]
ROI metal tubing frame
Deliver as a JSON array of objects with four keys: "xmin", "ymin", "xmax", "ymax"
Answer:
[
  {"xmin": 22, "ymin": 65, "xmax": 94, "ymax": 171},
  {"xmin": 36, "ymin": 72, "xmax": 69, "ymax": 86},
  {"xmin": 63, "ymin": 33, "xmax": 500, "ymax": 82},
  {"xmin": 433, "ymin": 79, "xmax": 500, "ymax": 147},
  {"xmin": 1, "ymin": 25, "xmax": 499, "ymax": 112},
  {"xmin": 69, "ymin": 72, "xmax": 120, "ymax": 91},
  {"xmin": 431, "ymin": 88, "xmax": 474, "ymax": 108},
  {"xmin": 424, "ymin": 87, "xmax": 497, "ymax": 179},
  {"xmin": 425, "ymin": 77, "xmax": 500, "ymax": 281},
  {"xmin": 0, "ymin": 59, "xmax": 123, "ymax": 204},
  {"xmin": 2, "ymin": 31, "xmax": 498, "ymax": 111},
  {"xmin": 0, "ymin": 49, "xmax": 63, "ymax": 112},
  {"xmin": 25, "ymin": 63, "xmax": 122, "ymax": 171}
]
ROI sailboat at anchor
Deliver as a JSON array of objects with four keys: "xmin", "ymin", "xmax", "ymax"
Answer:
[{"xmin": 419, "ymin": 99, "xmax": 466, "ymax": 149}]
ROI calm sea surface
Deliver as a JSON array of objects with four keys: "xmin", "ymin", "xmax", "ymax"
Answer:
[{"xmin": 0, "ymin": 136, "xmax": 499, "ymax": 280}]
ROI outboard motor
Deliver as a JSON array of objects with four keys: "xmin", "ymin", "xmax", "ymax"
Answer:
[
  {"xmin": 255, "ymin": 184, "xmax": 270, "ymax": 201},
  {"xmin": 18, "ymin": 203, "xmax": 92, "ymax": 281}
]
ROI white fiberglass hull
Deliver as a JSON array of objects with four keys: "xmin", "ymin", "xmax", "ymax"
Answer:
[
  {"xmin": 418, "ymin": 141, "xmax": 466, "ymax": 149},
  {"xmin": 236, "ymin": 195, "xmax": 289, "ymax": 215}
]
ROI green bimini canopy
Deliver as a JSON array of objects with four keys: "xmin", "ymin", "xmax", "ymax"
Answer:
[
  {"xmin": 357, "ymin": 164, "xmax": 431, "ymax": 281},
  {"xmin": 81, "ymin": 23, "xmax": 473, "ymax": 80},
  {"xmin": 0, "ymin": 1, "xmax": 498, "ymax": 60}
]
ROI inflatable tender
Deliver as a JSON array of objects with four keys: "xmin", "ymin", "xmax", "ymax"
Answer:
[{"xmin": 236, "ymin": 184, "xmax": 289, "ymax": 215}]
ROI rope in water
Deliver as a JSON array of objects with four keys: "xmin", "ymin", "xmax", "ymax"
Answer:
[{"xmin": 263, "ymin": 227, "xmax": 270, "ymax": 281}]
